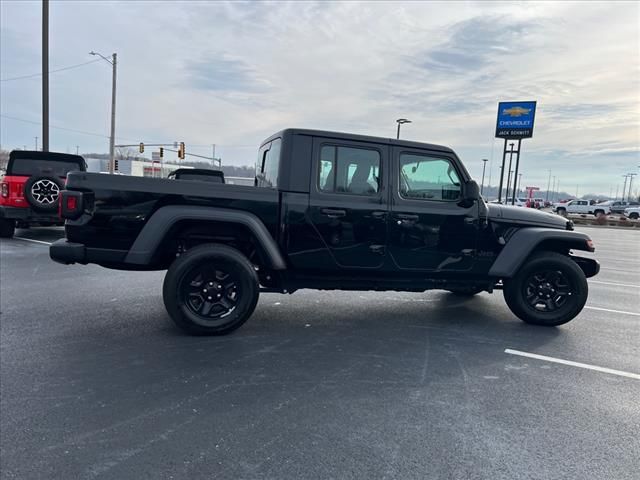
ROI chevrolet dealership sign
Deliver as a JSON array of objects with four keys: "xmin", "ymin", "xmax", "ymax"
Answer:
[{"xmin": 495, "ymin": 101, "xmax": 537, "ymax": 139}]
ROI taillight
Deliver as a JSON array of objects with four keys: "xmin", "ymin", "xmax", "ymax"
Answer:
[
  {"xmin": 66, "ymin": 196, "xmax": 77, "ymax": 211},
  {"xmin": 1, "ymin": 182, "xmax": 7, "ymax": 198},
  {"xmin": 60, "ymin": 191, "xmax": 83, "ymax": 220}
]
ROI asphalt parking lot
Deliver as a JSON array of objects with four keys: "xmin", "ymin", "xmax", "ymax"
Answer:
[{"xmin": 1, "ymin": 226, "xmax": 638, "ymax": 479}]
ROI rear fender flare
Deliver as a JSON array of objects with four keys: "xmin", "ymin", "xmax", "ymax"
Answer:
[
  {"xmin": 124, "ymin": 205, "xmax": 286, "ymax": 269},
  {"xmin": 489, "ymin": 228, "xmax": 594, "ymax": 278}
]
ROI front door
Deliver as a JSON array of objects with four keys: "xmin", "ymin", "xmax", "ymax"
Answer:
[
  {"xmin": 387, "ymin": 147, "xmax": 479, "ymax": 272},
  {"xmin": 308, "ymin": 138, "xmax": 389, "ymax": 269}
]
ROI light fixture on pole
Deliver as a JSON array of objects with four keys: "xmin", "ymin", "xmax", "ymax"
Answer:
[
  {"xmin": 396, "ymin": 118, "xmax": 411, "ymax": 139},
  {"xmin": 480, "ymin": 159, "xmax": 488, "ymax": 195},
  {"xmin": 90, "ymin": 50, "xmax": 117, "ymax": 174}
]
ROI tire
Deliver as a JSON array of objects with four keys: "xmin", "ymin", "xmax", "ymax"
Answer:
[
  {"xmin": 0, "ymin": 218, "xmax": 15, "ymax": 238},
  {"xmin": 24, "ymin": 175, "xmax": 64, "ymax": 212},
  {"xmin": 503, "ymin": 251, "xmax": 588, "ymax": 327},
  {"xmin": 446, "ymin": 287, "xmax": 484, "ymax": 296},
  {"xmin": 594, "ymin": 209, "xmax": 605, "ymax": 217},
  {"xmin": 557, "ymin": 208, "xmax": 567, "ymax": 217},
  {"xmin": 629, "ymin": 213, "xmax": 639, "ymax": 220},
  {"xmin": 163, "ymin": 244, "xmax": 260, "ymax": 335}
]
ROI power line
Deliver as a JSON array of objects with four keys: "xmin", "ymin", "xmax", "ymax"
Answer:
[
  {"xmin": 0, "ymin": 114, "xmax": 137, "ymax": 142},
  {"xmin": 0, "ymin": 58, "xmax": 102, "ymax": 82}
]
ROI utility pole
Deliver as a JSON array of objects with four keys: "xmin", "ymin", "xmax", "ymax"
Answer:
[
  {"xmin": 627, "ymin": 173, "xmax": 637, "ymax": 201},
  {"xmin": 480, "ymin": 158, "xmax": 488, "ymax": 195},
  {"xmin": 76, "ymin": 146, "xmax": 79, "ymax": 155},
  {"xmin": 35, "ymin": 137, "xmax": 39, "ymax": 150},
  {"xmin": 42, "ymin": 0, "xmax": 49, "ymax": 151},
  {"xmin": 545, "ymin": 169, "xmax": 551, "ymax": 202},
  {"xmin": 90, "ymin": 51, "xmax": 117, "ymax": 173},
  {"xmin": 621, "ymin": 174, "xmax": 629, "ymax": 202}
]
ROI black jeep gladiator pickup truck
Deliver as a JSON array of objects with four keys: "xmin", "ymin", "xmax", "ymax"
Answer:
[{"xmin": 51, "ymin": 128, "xmax": 599, "ymax": 335}]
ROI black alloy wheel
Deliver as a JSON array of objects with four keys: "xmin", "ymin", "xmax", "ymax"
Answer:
[
  {"xmin": 523, "ymin": 270, "xmax": 572, "ymax": 313},
  {"xmin": 163, "ymin": 244, "xmax": 259, "ymax": 335},
  {"xmin": 180, "ymin": 267, "xmax": 240, "ymax": 323},
  {"xmin": 503, "ymin": 251, "xmax": 588, "ymax": 326}
]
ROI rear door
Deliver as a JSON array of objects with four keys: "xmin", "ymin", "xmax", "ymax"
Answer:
[{"xmin": 308, "ymin": 137, "xmax": 389, "ymax": 269}]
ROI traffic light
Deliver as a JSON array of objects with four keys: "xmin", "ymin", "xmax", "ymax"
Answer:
[
  {"xmin": 139, "ymin": 142, "xmax": 144, "ymax": 153},
  {"xmin": 178, "ymin": 142, "xmax": 185, "ymax": 159},
  {"xmin": 159, "ymin": 147, "xmax": 164, "ymax": 158},
  {"xmin": 114, "ymin": 159, "xmax": 119, "ymax": 171}
]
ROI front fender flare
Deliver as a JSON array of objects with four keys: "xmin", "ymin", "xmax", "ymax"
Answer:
[
  {"xmin": 124, "ymin": 205, "xmax": 286, "ymax": 270},
  {"xmin": 489, "ymin": 227, "xmax": 594, "ymax": 278}
]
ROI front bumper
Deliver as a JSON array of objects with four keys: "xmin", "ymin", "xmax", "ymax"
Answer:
[{"xmin": 571, "ymin": 256, "xmax": 600, "ymax": 278}]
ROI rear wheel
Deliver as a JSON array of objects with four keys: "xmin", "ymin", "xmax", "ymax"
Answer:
[
  {"xmin": 0, "ymin": 218, "xmax": 15, "ymax": 238},
  {"xmin": 557, "ymin": 208, "xmax": 567, "ymax": 217},
  {"xmin": 503, "ymin": 251, "xmax": 587, "ymax": 326},
  {"xmin": 594, "ymin": 209, "xmax": 605, "ymax": 217},
  {"xmin": 629, "ymin": 212, "xmax": 639, "ymax": 220},
  {"xmin": 163, "ymin": 244, "xmax": 260, "ymax": 335}
]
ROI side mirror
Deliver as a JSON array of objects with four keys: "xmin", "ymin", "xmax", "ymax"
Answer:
[{"xmin": 459, "ymin": 180, "xmax": 479, "ymax": 207}]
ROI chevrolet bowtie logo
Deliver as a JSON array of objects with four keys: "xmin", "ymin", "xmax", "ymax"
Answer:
[{"xmin": 503, "ymin": 106, "xmax": 531, "ymax": 117}]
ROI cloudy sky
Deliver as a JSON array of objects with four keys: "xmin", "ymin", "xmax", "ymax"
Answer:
[{"xmin": 1, "ymin": 1, "xmax": 638, "ymax": 195}]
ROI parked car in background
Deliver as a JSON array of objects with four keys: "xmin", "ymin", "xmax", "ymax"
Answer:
[
  {"xmin": 623, "ymin": 206, "xmax": 640, "ymax": 220},
  {"xmin": 553, "ymin": 199, "xmax": 610, "ymax": 217},
  {"xmin": 533, "ymin": 198, "xmax": 545, "ymax": 209},
  {"xmin": 610, "ymin": 201, "xmax": 640, "ymax": 214},
  {"xmin": 0, "ymin": 150, "xmax": 86, "ymax": 238}
]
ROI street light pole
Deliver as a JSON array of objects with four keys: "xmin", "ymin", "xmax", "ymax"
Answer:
[
  {"xmin": 517, "ymin": 173, "xmax": 523, "ymax": 196},
  {"xmin": 396, "ymin": 118, "xmax": 411, "ymax": 139},
  {"xmin": 480, "ymin": 158, "xmax": 488, "ymax": 195},
  {"xmin": 90, "ymin": 51, "xmax": 117, "ymax": 174}
]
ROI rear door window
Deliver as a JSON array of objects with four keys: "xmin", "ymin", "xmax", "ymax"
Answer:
[
  {"xmin": 10, "ymin": 159, "xmax": 82, "ymax": 177},
  {"xmin": 256, "ymin": 138, "xmax": 281, "ymax": 188}
]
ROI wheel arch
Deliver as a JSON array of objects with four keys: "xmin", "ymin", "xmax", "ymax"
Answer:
[
  {"xmin": 489, "ymin": 227, "xmax": 594, "ymax": 278},
  {"xmin": 124, "ymin": 205, "xmax": 286, "ymax": 270}
]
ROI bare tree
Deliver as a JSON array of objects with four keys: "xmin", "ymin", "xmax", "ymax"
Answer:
[{"xmin": 115, "ymin": 147, "xmax": 136, "ymax": 161}]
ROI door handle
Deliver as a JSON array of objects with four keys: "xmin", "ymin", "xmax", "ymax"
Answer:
[
  {"xmin": 321, "ymin": 208, "xmax": 346, "ymax": 218},
  {"xmin": 371, "ymin": 211, "xmax": 387, "ymax": 219}
]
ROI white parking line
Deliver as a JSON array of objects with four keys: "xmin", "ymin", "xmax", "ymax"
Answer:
[
  {"xmin": 584, "ymin": 306, "xmax": 640, "ymax": 316},
  {"xmin": 13, "ymin": 237, "xmax": 53, "ymax": 246},
  {"xmin": 504, "ymin": 349, "xmax": 640, "ymax": 380},
  {"xmin": 589, "ymin": 280, "xmax": 640, "ymax": 288}
]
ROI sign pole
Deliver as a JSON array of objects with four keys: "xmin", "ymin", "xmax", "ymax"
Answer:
[
  {"xmin": 497, "ymin": 139, "xmax": 508, "ymax": 203},
  {"xmin": 495, "ymin": 101, "xmax": 536, "ymax": 204},
  {"xmin": 505, "ymin": 142, "xmax": 515, "ymax": 202},
  {"xmin": 510, "ymin": 139, "xmax": 522, "ymax": 205}
]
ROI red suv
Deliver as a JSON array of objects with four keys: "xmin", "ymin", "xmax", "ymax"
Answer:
[{"xmin": 0, "ymin": 150, "xmax": 86, "ymax": 238}]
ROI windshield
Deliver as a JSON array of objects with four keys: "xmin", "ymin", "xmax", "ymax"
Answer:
[{"xmin": 9, "ymin": 158, "xmax": 82, "ymax": 177}]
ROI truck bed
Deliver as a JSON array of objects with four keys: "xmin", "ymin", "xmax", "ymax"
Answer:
[{"xmin": 64, "ymin": 172, "xmax": 280, "ymax": 251}]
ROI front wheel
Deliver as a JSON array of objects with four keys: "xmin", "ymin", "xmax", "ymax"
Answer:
[
  {"xmin": 556, "ymin": 208, "xmax": 567, "ymax": 217},
  {"xmin": 163, "ymin": 244, "xmax": 260, "ymax": 335},
  {"xmin": 594, "ymin": 209, "xmax": 605, "ymax": 217},
  {"xmin": 629, "ymin": 212, "xmax": 639, "ymax": 220},
  {"xmin": 503, "ymin": 252, "xmax": 588, "ymax": 326}
]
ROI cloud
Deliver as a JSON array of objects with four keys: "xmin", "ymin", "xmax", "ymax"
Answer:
[{"xmin": 1, "ymin": 1, "xmax": 638, "ymax": 194}]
